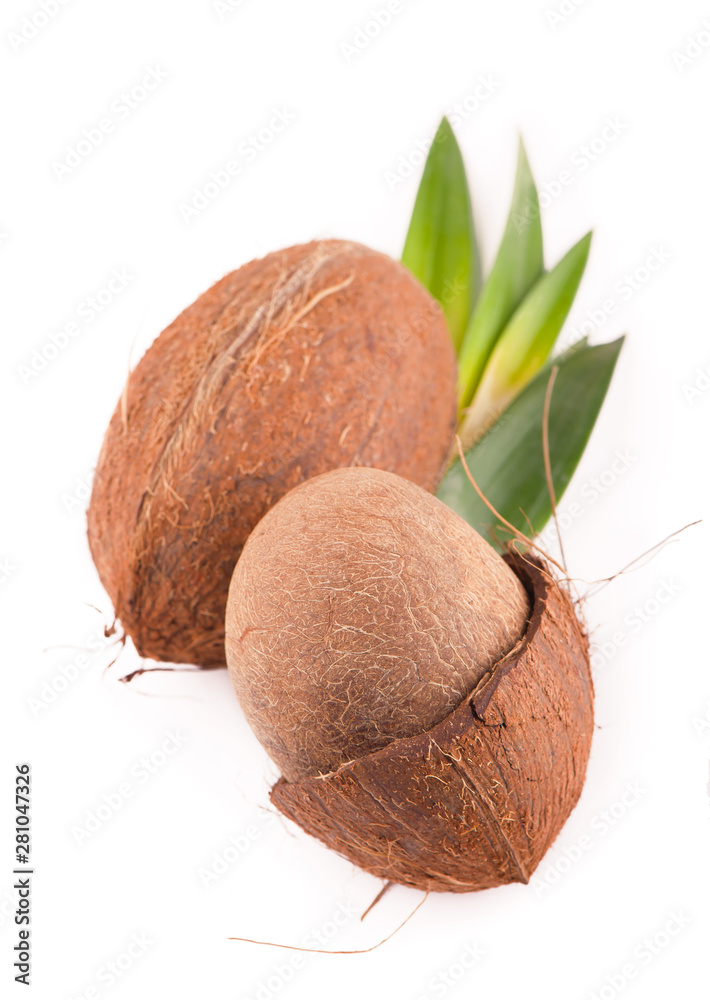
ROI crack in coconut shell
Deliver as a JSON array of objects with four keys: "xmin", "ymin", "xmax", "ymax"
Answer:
[
  {"xmin": 88, "ymin": 240, "xmax": 458, "ymax": 668},
  {"xmin": 270, "ymin": 555, "xmax": 593, "ymax": 893}
]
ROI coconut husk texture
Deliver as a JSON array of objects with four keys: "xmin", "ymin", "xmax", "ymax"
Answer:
[
  {"xmin": 87, "ymin": 240, "xmax": 457, "ymax": 668},
  {"xmin": 226, "ymin": 467, "xmax": 531, "ymax": 781},
  {"xmin": 271, "ymin": 552, "xmax": 593, "ymax": 893}
]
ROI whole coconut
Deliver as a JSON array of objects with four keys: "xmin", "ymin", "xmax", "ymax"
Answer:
[
  {"xmin": 226, "ymin": 466, "xmax": 531, "ymax": 780},
  {"xmin": 88, "ymin": 240, "xmax": 457, "ymax": 668},
  {"xmin": 226, "ymin": 467, "xmax": 594, "ymax": 893}
]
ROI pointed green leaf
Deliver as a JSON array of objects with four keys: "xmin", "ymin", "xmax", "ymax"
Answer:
[
  {"xmin": 437, "ymin": 336, "xmax": 624, "ymax": 549},
  {"xmin": 460, "ymin": 231, "xmax": 592, "ymax": 446},
  {"xmin": 458, "ymin": 138, "xmax": 543, "ymax": 409},
  {"xmin": 402, "ymin": 117, "xmax": 478, "ymax": 350}
]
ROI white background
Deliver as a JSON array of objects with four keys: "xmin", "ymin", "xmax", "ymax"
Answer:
[{"xmin": 2, "ymin": 1, "xmax": 709, "ymax": 998}]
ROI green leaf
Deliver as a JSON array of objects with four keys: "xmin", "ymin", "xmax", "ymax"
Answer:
[
  {"xmin": 401, "ymin": 117, "xmax": 478, "ymax": 350},
  {"xmin": 457, "ymin": 138, "xmax": 543, "ymax": 409},
  {"xmin": 437, "ymin": 336, "xmax": 624, "ymax": 549},
  {"xmin": 459, "ymin": 231, "xmax": 592, "ymax": 447}
]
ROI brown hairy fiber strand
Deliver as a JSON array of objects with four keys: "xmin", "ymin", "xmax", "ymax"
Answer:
[
  {"xmin": 87, "ymin": 240, "xmax": 457, "ymax": 668},
  {"xmin": 225, "ymin": 467, "xmax": 531, "ymax": 781},
  {"xmin": 270, "ymin": 554, "xmax": 593, "ymax": 893}
]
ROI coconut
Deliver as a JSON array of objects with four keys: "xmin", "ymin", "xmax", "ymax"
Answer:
[
  {"xmin": 226, "ymin": 467, "xmax": 531, "ymax": 779},
  {"xmin": 225, "ymin": 467, "xmax": 593, "ymax": 893},
  {"xmin": 87, "ymin": 240, "xmax": 457, "ymax": 668}
]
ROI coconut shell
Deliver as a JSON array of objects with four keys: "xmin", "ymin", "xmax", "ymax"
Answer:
[
  {"xmin": 87, "ymin": 240, "xmax": 457, "ymax": 668},
  {"xmin": 271, "ymin": 554, "xmax": 593, "ymax": 893},
  {"xmin": 225, "ymin": 467, "xmax": 530, "ymax": 781}
]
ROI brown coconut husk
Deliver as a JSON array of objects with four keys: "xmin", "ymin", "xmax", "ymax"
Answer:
[
  {"xmin": 87, "ymin": 240, "xmax": 457, "ymax": 669},
  {"xmin": 271, "ymin": 554, "xmax": 593, "ymax": 893},
  {"xmin": 226, "ymin": 466, "xmax": 531, "ymax": 781}
]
